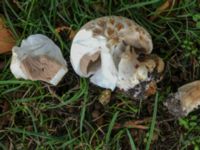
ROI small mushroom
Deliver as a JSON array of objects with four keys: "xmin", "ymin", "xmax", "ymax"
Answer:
[
  {"xmin": 10, "ymin": 34, "xmax": 68, "ymax": 85},
  {"xmin": 70, "ymin": 16, "xmax": 164, "ymax": 98},
  {"xmin": 0, "ymin": 16, "xmax": 16, "ymax": 54},
  {"xmin": 165, "ymin": 80, "xmax": 200, "ymax": 117}
]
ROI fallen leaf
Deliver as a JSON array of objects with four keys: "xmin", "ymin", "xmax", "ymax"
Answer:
[
  {"xmin": 0, "ymin": 16, "xmax": 16, "ymax": 54},
  {"xmin": 150, "ymin": 0, "xmax": 180, "ymax": 21},
  {"xmin": 55, "ymin": 26, "xmax": 77, "ymax": 40}
]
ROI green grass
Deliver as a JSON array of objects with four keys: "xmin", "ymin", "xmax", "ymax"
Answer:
[{"xmin": 0, "ymin": 0, "xmax": 200, "ymax": 149}]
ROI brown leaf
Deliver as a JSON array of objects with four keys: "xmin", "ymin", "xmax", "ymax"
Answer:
[
  {"xmin": 55, "ymin": 26, "xmax": 77, "ymax": 40},
  {"xmin": 0, "ymin": 16, "xmax": 16, "ymax": 54},
  {"xmin": 150, "ymin": 0, "xmax": 180, "ymax": 21}
]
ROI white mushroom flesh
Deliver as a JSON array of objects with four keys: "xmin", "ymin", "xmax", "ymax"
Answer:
[{"xmin": 10, "ymin": 34, "xmax": 68, "ymax": 85}]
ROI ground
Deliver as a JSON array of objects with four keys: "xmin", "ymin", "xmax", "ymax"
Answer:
[{"xmin": 0, "ymin": 0, "xmax": 200, "ymax": 149}]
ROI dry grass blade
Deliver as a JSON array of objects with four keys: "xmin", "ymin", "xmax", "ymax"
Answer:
[{"xmin": 114, "ymin": 118, "xmax": 151, "ymax": 130}]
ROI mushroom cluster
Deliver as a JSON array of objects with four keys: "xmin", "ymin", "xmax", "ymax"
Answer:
[
  {"xmin": 10, "ymin": 34, "xmax": 68, "ymax": 85},
  {"xmin": 70, "ymin": 16, "xmax": 164, "ymax": 99},
  {"xmin": 165, "ymin": 80, "xmax": 200, "ymax": 117}
]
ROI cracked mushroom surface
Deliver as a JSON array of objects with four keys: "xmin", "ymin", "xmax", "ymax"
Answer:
[
  {"xmin": 165, "ymin": 80, "xmax": 200, "ymax": 117},
  {"xmin": 70, "ymin": 16, "xmax": 164, "ymax": 98},
  {"xmin": 10, "ymin": 34, "xmax": 68, "ymax": 85}
]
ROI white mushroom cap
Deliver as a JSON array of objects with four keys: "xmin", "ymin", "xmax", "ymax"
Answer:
[
  {"xmin": 70, "ymin": 16, "xmax": 156, "ymax": 91},
  {"xmin": 10, "ymin": 34, "xmax": 68, "ymax": 85}
]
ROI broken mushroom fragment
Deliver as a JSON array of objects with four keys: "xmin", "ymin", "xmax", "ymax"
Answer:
[
  {"xmin": 10, "ymin": 34, "xmax": 68, "ymax": 85},
  {"xmin": 0, "ymin": 16, "xmax": 16, "ymax": 54},
  {"xmin": 165, "ymin": 80, "xmax": 200, "ymax": 117},
  {"xmin": 70, "ymin": 16, "xmax": 164, "ymax": 98}
]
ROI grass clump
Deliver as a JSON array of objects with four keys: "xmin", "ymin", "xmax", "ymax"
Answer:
[{"xmin": 0, "ymin": 0, "xmax": 200, "ymax": 149}]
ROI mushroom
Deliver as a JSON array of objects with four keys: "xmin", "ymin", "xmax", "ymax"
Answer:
[
  {"xmin": 70, "ymin": 16, "xmax": 164, "ymax": 98},
  {"xmin": 0, "ymin": 16, "xmax": 16, "ymax": 54},
  {"xmin": 10, "ymin": 34, "xmax": 68, "ymax": 85},
  {"xmin": 165, "ymin": 80, "xmax": 200, "ymax": 117}
]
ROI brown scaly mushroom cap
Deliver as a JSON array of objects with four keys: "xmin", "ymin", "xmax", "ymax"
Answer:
[{"xmin": 70, "ymin": 16, "xmax": 164, "ymax": 99}]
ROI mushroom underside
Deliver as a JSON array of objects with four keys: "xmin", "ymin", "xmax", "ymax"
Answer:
[
  {"xmin": 20, "ymin": 55, "xmax": 63, "ymax": 82},
  {"xmin": 10, "ymin": 34, "xmax": 68, "ymax": 85}
]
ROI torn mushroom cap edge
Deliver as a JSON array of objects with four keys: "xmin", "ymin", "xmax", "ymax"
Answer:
[
  {"xmin": 10, "ymin": 34, "xmax": 68, "ymax": 86},
  {"xmin": 179, "ymin": 80, "xmax": 200, "ymax": 115},
  {"xmin": 70, "ymin": 29, "xmax": 106, "ymax": 78},
  {"xmin": 165, "ymin": 80, "xmax": 200, "ymax": 117}
]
